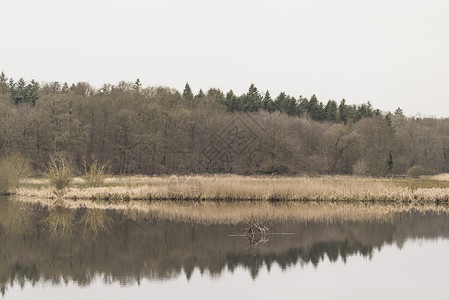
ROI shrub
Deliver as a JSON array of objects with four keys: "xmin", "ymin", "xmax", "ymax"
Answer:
[
  {"xmin": 45, "ymin": 156, "xmax": 72, "ymax": 194},
  {"xmin": 406, "ymin": 165, "xmax": 427, "ymax": 177},
  {"xmin": 0, "ymin": 153, "xmax": 32, "ymax": 194},
  {"xmin": 83, "ymin": 160, "xmax": 108, "ymax": 187}
]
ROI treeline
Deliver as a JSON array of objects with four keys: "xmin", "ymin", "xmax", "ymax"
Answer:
[
  {"xmin": 0, "ymin": 73, "xmax": 448, "ymax": 176},
  {"xmin": 2, "ymin": 73, "xmax": 399, "ymax": 124}
]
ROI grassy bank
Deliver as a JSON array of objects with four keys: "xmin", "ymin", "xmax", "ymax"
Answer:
[{"xmin": 13, "ymin": 174, "xmax": 449, "ymax": 203}]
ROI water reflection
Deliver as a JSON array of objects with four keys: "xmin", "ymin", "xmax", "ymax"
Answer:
[
  {"xmin": 1, "ymin": 197, "xmax": 449, "ymax": 296},
  {"xmin": 43, "ymin": 203, "xmax": 75, "ymax": 235}
]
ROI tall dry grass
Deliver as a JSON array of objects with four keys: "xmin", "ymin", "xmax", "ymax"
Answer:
[
  {"xmin": 432, "ymin": 173, "xmax": 449, "ymax": 181},
  {"xmin": 0, "ymin": 153, "xmax": 32, "ymax": 194},
  {"xmin": 13, "ymin": 174, "xmax": 449, "ymax": 203}
]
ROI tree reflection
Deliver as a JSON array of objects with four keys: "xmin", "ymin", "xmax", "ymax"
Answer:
[
  {"xmin": 0, "ymin": 200, "xmax": 33, "ymax": 235},
  {"xmin": 1, "ymin": 199, "xmax": 449, "ymax": 295},
  {"xmin": 79, "ymin": 208, "xmax": 111, "ymax": 234},
  {"xmin": 43, "ymin": 203, "xmax": 74, "ymax": 235}
]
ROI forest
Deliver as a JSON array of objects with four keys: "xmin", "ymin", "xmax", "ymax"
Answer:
[{"xmin": 0, "ymin": 72, "xmax": 448, "ymax": 177}]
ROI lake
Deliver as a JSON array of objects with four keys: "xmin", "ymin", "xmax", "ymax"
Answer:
[{"xmin": 1, "ymin": 197, "xmax": 449, "ymax": 299}]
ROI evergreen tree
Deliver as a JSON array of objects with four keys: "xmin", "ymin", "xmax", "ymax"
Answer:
[
  {"xmin": 62, "ymin": 82, "xmax": 69, "ymax": 94},
  {"xmin": 195, "ymin": 89, "xmax": 205, "ymax": 99},
  {"xmin": 13, "ymin": 78, "xmax": 27, "ymax": 104},
  {"xmin": 324, "ymin": 100, "xmax": 338, "ymax": 122},
  {"xmin": 297, "ymin": 96, "xmax": 309, "ymax": 117},
  {"xmin": 275, "ymin": 92, "xmax": 296, "ymax": 116},
  {"xmin": 224, "ymin": 90, "xmax": 238, "ymax": 112},
  {"xmin": 357, "ymin": 102, "xmax": 374, "ymax": 119},
  {"xmin": 262, "ymin": 90, "xmax": 276, "ymax": 112},
  {"xmin": 308, "ymin": 95, "xmax": 324, "ymax": 121},
  {"xmin": 241, "ymin": 84, "xmax": 262, "ymax": 112},
  {"xmin": 182, "ymin": 83, "xmax": 194, "ymax": 100},
  {"xmin": 0, "ymin": 72, "xmax": 6, "ymax": 84},
  {"xmin": 27, "ymin": 80, "xmax": 40, "ymax": 105},
  {"xmin": 133, "ymin": 79, "xmax": 142, "ymax": 91},
  {"xmin": 339, "ymin": 99, "xmax": 348, "ymax": 124},
  {"xmin": 0, "ymin": 72, "xmax": 8, "ymax": 94},
  {"xmin": 394, "ymin": 107, "xmax": 404, "ymax": 116}
]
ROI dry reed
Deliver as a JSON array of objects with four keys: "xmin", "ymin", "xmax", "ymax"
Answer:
[
  {"xmin": 13, "ymin": 175, "xmax": 449, "ymax": 203},
  {"xmin": 432, "ymin": 173, "xmax": 449, "ymax": 181}
]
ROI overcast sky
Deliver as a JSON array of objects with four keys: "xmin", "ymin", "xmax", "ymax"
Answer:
[{"xmin": 1, "ymin": 0, "xmax": 448, "ymax": 117}]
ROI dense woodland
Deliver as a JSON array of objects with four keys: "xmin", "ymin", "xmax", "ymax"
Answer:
[{"xmin": 0, "ymin": 72, "xmax": 448, "ymax": 176}]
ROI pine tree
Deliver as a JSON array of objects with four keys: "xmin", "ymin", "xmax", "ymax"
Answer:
[
  {"xmin": 275, "ymin": 92, "xmax": 296, "ymax": 116},
  {"xmin": 224, "ymin": 90, "xmax": 238, "ymax": 112},
  {"xmin": 324, "ymin": 100, "xmax": 338, "ymax": 122},
  {"xmin": 339, "ymin": 99, "xmax": 348, "ymax": 124},
  {"xmin": 308, "ymin": 95, "xmax": 324, "ymax": 121},
  {"xmin": 0, "ymin": 72, "xmax": 7, "ymax": 94},
  {"xmin": 195, "ymin": 89, "xmax": 205, "ymax": 99},
  {"xmin": 357, "ymin": 102, "xmax": 374, "ymax": 119},
  {"xmin": 0, "ymin": 72, "xmax": 6, "ymax": 84},
  {"xmin": 13, "ymin": 78, "xmax": 27, "ymax": 104},
  {"xmin": 394, "ymin": 107, "xmax": 404, "ymax": 116},
  {"xmin": 182, "ymin": 83, "xmax": 194, "ymax": 100},
  {"xmin": 133, "ymin": 79, "xmax": 142, "ymax": 91},
  {"xmin": 297, "ymin": 96, "xmax": 309, "ymax": 117},
  {"xmin": 241, "ymin": 84, "xmax": 262, "ymax": 112},
  {"xmin": 27, "ymin": 80, "xmax": 40, "ymax": 105},
  {"xmin": 62, "ymin": 82, "xmax": 69, "ymax": 93},
  {"xmin": 262, "ymin": 90, "xmax": 276, "ymax": 112}
]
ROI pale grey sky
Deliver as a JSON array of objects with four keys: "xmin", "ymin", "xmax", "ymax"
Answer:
[{"xmin": 1, "ymin": 0, "xmax": 448, "ymax": 117}]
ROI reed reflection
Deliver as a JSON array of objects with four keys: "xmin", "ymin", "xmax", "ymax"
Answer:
[{"xmin": 43, "ymin": 203, "xmax": 75, "ymax": 235}]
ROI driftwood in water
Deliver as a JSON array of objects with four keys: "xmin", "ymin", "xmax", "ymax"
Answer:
[{"xmin": 245, "ymin": 217, "xmax": 269, "ymax": 246}]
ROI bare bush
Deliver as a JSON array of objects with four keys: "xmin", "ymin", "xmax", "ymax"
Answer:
[
  {"xmin": 83, "ymin": 160, "xmax": 109, "ymax": 187},
  {"xmin": 45, "ymin": 156, "xmax": 73, "ymax": 195},
  {"xmin": 0, "ymin": 153, "xmax": 32, "ymax": 194}
]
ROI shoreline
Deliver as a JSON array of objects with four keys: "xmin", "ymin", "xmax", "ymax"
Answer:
[{"xmin": 7, "ymin": 174, "xmax": 449, "ymax": 203}]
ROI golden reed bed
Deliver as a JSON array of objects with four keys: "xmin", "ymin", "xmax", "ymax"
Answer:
[{"xmin": 15, "ymin": 175, "xmax": 449, "ymax": 202}]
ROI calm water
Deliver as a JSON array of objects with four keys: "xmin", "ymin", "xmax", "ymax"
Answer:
[{"xmin": 2, "ymin": 197, "xmax": 449, "ymax": 299}]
